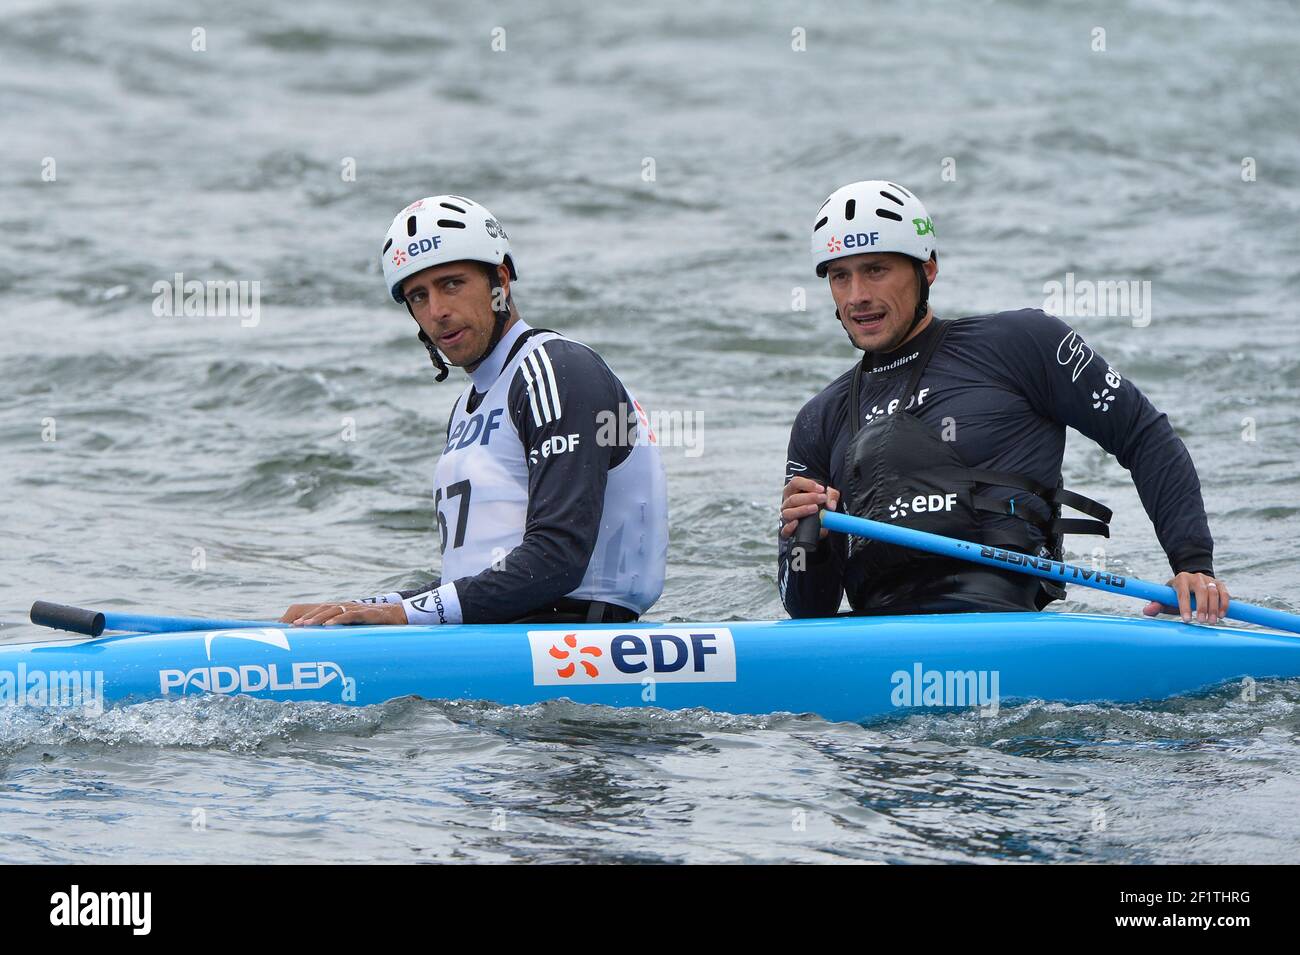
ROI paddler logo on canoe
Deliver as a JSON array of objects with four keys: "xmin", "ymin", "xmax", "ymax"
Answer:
[{"xmin": 157, "ymin": 628, "xmax": 354, "ymax": 700}]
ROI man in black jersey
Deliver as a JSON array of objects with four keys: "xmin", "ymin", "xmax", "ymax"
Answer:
[{"xmin": 778, "ymin": 180, "xmax": 1230, "ymax": 624}]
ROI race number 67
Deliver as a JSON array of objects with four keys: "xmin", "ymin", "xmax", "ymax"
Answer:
[{"xmin": 434, "ymin": 480, "xmax": 472, "ymax": 553}]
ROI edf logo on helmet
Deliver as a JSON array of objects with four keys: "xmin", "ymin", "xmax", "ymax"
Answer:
[
  {"xmin": 826, "ymin": 231, "xmax": 881, "ymax": 253},
  {"xmin": 396, "ymin": 234, "xmax": 443, "ymax": 265},
  {"xmin": 826, "ymin": 219, "xmax": 932, "ymax": 254}
]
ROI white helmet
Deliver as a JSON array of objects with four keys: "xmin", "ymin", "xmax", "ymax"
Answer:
[
  {"xmin": 381, "ymin": 195, "xmax": 517, "ymax": 303},
  {"xmin": 811, "ymin": 180, "xmax": 936, "ymax": 277}
]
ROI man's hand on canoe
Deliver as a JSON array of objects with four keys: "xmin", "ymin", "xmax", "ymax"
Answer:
[
  {"xmin": 1141, "ymin": 572, "xmax": 1231, "ymax": 625},
  {"xmin": 780, "ymin": 476, "xmax": 841, "ymax": 540},
  {"xmin": 279, "ymin": 602, "xmax": 409, "ymax": 627}
]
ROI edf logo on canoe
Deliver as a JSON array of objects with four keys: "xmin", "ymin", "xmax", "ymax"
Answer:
[{"xmin": 527, "ymin": 629, "xmax": 738, "ymax": 686}]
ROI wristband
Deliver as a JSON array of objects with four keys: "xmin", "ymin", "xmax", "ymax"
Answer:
[{"xmin": 402, "ymin": 583, "xmax": 462, "ymax": 625}]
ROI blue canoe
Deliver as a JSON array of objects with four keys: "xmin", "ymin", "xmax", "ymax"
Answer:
[{"xmin": 2, "ymin": 612, "xmax": 1299, "ymax": 722}]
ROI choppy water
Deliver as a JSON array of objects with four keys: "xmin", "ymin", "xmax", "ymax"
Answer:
[{"xmin": 2, "ymin": 0, "xmax": 1299, "ymax": 863}]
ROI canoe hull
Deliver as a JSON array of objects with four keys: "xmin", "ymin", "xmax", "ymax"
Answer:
[{"xmin": 2, "ymin": 613, "xmax": 1297, "ymax": 723}]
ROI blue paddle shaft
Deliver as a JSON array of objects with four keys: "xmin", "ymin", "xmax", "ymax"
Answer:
[
  {"xmin": 106, "ymin": 613, "xmax": 284, "ymax": 634},
  {"xmin": 820, "ymin": 510, "xmax": 1300, "ymax": 635},
  {"xmin": 29, "ymin": 603, "xmax": 286, "ymax": 637}
]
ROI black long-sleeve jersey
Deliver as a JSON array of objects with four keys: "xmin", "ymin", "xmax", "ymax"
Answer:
[{"xmin": 778, "ymin": 309, "xmax": 1214, "ymax": 618}]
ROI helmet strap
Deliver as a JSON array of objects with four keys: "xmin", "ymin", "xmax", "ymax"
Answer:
[
  {"xmin": 415, "ymin": 329, "xmax": 451, "ymax": 382},
  {"xmin": 405, "ymin": 300, "xmax": 450, "ymax": 381},
  {"xmin": 903, "ymin": 258, "xmax": 932, "ymax": 339}
]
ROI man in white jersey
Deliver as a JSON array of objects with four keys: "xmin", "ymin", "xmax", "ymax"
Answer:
[{"xmin": 280, "ymin": 195, "xmax": 668, "ymax": 627}]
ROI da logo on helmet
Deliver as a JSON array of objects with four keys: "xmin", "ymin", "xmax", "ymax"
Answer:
[
  {"xmin": 913, "ymin": 217, "xmax": 935, "ymax": 237},
  {"xmin": 407, "ymin": 236, "xmax": 443, "ymax": 258},
  {"xmin": 484, "ymin": 218, "xmax": 507, "ymax": 239}
]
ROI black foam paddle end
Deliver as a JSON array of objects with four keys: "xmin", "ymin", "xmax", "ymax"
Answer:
[{"xmin": 29, "ymin": 601, "xmax": 106, "ymax": 637}]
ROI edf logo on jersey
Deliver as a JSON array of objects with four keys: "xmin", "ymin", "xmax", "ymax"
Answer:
[
  {"xmin": 445, "ymin": 408, "xmax": 504, "ymax": 453},
  {"xmin": 528, "ymin": 433, "xmax": 580, "ymax": 465}
]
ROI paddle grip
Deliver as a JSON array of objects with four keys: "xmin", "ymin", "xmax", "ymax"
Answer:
[
  {"xmin": 29, "ymin": 601, "xmax": 106, "ymax": 637},
  {"xmin": 790, "ymin": 513, "xmax": 822, "ymax": 563}
]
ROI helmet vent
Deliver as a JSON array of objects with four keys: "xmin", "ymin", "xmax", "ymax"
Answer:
[
  {"xmin": 382, "ymin": 238, "xmax": 393, "ymax": 254},
  {"xmin": 814, "ymin": 215, "xmax": 828, "ymax": 231},
  {"xmin": 879, "ymin": 190, "xmax": 904, "ymax": 206},
  {"xmin": 875, "ymin": 208, "xmax": 903, "ymax": 222},
  {"xmin": 439, "ymin": 201, "xmax": 467, "ymax": 214},
  {"xmin": 448, "ymin": 195, "xmax": 472, "ymax": 204},
  {"xmin": 406, "ymin": 215, "xmax": 418, "ymax": 237},
  {"xmin": 436, "ymin": 219, "xmax": 466, "ymax": 229},
  {"xmin": 887, "ymin": 183, "xmax": 913, "ymax": 199},
  {"xmin": 844, "ymin": 199, "xmax": 856, "ymax": 221}
]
